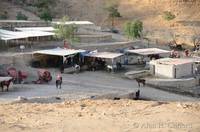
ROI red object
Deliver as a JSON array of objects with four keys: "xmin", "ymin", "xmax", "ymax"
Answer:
[
  {"xmin": 18, "ymin": 70, "xmax": 28, "ymax": 80},
  {"xmin": 185, "ymin": 50, "xmax": 189, "ymax": 57},
  {"xmin": 34, "ymin": 69, "xmax": 52, "ymax": 84}
]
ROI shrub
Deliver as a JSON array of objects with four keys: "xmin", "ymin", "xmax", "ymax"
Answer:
[
  {"xmin": 39, "ymin": 9, "xmax": 52, "ymax": 22},
  {"xmin": 163, "ymin": 11, "xmax": 176, "ymax": 21},
  {"xmin": 16, "ymin": 11, "xmax": 28, "ymax": 20},
  {"xmin": 124, "ymin": 20, "xmax": 143, "ymax": 39},
  {"xmin": 0, "ymin": 11, "xmax": 8, "ymax": 20}
]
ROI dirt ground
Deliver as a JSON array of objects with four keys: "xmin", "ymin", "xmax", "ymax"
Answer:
[
  {"xmin": 0, "ymin": 71, "xmax": 199, "ymax": 102},
  {"xmin": 0, "ymin": 99, "xmax": 200, "ymax": 132}
]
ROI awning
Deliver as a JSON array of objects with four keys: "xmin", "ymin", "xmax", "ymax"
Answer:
[
  {"xmin": 33, "ymin": 47, "xmax": 86, "ymax": 57},
  {"xmin": 85, "ymin": 52, "xmax": 124, "ymax": 59},
  {"xmin": 126, "ymin": 48, "xmax": 170, "ymax": 56}
]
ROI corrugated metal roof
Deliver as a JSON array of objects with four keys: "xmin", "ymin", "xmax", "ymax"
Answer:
[
  {"xmin": 15, "ymin": 27, "xmax": 55, "ymax": 32},
  {"xmin": 85, "ymin": 52, "xmax": 124, "ymax": 59},
  {"xmin": 127, "ymin": 48, "xmax": 170, "ymax": 55},
  {"xmin": 0, "ymin": 29, "xmax": 54, "ymax": 41},
  {"xmin": 52, "ymin": 21, "xmax": 94, "ymax": 25},
  {"xmin": 33, "ymin": 47, "xmax": 85, "ymax": 57}
]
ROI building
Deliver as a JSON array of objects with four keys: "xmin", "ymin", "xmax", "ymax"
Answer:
[
  {"xmin": 125, "ymin": 48, "xmax": 170, "ymax": 64},
  {"xmin": 150, "ymin": 58, "xmax": 195, "ymax": 79}
]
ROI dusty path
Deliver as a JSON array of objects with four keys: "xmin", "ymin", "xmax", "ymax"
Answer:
[{"xmin": 0, "ymin": 71, "xmax": 199, "ymax": 102}]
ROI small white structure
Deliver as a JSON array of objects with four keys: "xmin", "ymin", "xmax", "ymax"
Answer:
[{"xmin": 150, "ymin": 58, "xmax": 195, "ymax": 79}]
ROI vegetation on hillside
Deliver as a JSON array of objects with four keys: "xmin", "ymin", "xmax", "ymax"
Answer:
[
  {"xmin": 105, "ymin": 0, "xmax": 121, "ymax": 29},
  {"xmin": 163, "ymin": 11, "xmax": 176, "ymax": 21},
  {"xmin": 0, "ymin": 11, "xmax": 8, "ymax": 20},
  {"xmin": 16, "ymin": 11, "xmax": 28, "ymax": 20},
  {"xmin": 54, "ymin": 16, "xmax": 79, "ymax": 45},
  {"xmin": 124, "ymin": 20, "xmax": 143, "ymax": 40},
  {"xmin": 13, "ymin": 0, "xmax": 56, "ymax": 21}
]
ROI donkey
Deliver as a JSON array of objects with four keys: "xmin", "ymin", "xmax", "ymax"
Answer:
[
  {"xmin": 0, "ymin": 78, "xmax": 13, "ymax": 92},
  {"xmin": 135, "ymin": 78, "xmax": 146, "ymax": 87}
]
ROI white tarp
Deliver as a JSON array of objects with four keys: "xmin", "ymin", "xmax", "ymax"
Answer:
[
  {"xmin": 52, "ymin": 21, "xmax": 94, "ymax": 25},
  {"xmin": 85, "ymin": 52, "xmax": 124, "ymax": 59},
  {"xmin": 127, "ymin": 48, "xmax": 170, "ymax": 56},
  {"xmin": 15, "ymin": 27, "xmax": 55, "ymax": 32},
  {"xmin": 0, "ymin": 29, "xmax": 55, "ymax": 41},
  {"xmin": 33, "ymin": 47, "xmax": 85, "ymax": 57}
]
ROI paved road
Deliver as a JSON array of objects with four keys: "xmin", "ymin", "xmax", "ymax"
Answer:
[{"xmin": 0, "ymin": 71, "xmax": 199, "ymax": 102}]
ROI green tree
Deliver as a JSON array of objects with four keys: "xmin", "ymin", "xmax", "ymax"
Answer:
[
  {"xmin": 124, "ymin": 20, "xmax": 143, "ymax": 40},
  {"xmin": 39, "ymin": 9, "xmax": 52, "ymax": 22},
  {"xmin": 106, "ymin": 4, "xmax": 121, "ymax": 29},
  {"xmin": 16, "ymin": 11, "xmax": 28, "ymax": 20},
  {"xmin": 35, "ymin": 0, "xmax": 56, "ymax": 22},
  {"xmin": 54, "ymin": 16, "xmax": 79, "ymax": 46}
]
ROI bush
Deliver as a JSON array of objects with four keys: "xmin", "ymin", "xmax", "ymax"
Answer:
[
  {"xmin": 0, "ymin": 11, "xmax": 8, "ymax": 20},
  {"xmin": 124, "ymin": 20, "xmax": 143, "ymax": 39},
  {"xmin": 39, "ymin": 9, "xmax": 52, "ymax": 22},
  {"xmin": 163, "ymin": 11, "xmax": 176, "ymax": 21},
  {"xmin": 16, "ymin": 11, "xmax": 28, "ymax": 20}
]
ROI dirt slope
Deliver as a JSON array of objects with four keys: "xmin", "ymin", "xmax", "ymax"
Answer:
[
  {"xmin": 0, "ymin": 99, "xmax": 200, "ymax": 132},
  {"xmin": 0, "ymin": 0, "xmax": 40, "ymax": 20}
]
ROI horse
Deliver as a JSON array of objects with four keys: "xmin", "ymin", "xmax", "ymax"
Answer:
[
  {"xmin": 0, "ymin": 79, "xmax": 13, "ymax": 92},
  {"xmin": 135, "ymin": 78, "xmax": 146, "ymax": 87},
  {"xmin": 56, "ymin": 77, "xmax": 62, "ymax": 89}
]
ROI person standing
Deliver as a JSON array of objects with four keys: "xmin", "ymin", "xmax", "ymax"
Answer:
[{"xmin": 56, "ymin": 73, "xmax": 62, "ymax": 89}]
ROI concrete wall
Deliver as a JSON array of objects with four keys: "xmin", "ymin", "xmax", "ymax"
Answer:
[
  {"xmin": 146, "ymin": 78, "xmax": 197, "ymax": 89},
  {"xmin": 175, "ymin": 63, "xmax": 193, "ymax": 78},
  {"xmin": 0, "ymin": 53, "xmax": 32, "ymax": 66},
  {"xmin": 154, "ymin": 64, "xmax": 174, "ymax": 78},
  {"xmin": 77, "ymin": 34, "xmax": 112, "ymax": 43},
  {"xmin": 0, "ymin": 55, "xmax": 14, "ymax": 65},
  {"xmin": 151, "ymin": 62, "xmax": 195, "ymax": 79}
]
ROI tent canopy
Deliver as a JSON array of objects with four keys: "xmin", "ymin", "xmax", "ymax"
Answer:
[
  {"xmin": 85, "ymin": 52, "xmax": 124, "ymax": 59},
  {"xmin": 126, "ymin": 48, "xmax": 170, "ymax": 56},
  {"xmin": 33, "ymin": 47, "xmax": 86, "ymax": 57}
]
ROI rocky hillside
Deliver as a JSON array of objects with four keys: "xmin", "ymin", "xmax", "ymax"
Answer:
[{"xmin": 1, "ymin": 0, "xmax": 200, "ymax": 45}]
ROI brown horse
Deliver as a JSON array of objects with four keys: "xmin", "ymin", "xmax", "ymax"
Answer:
[
  {"xmin": 135, "ymin": 78, "xmax": 146, "ymax": 87},
  {"xmin": 0, "ymin": 79, "xmax": 13, "ymax": 92}
]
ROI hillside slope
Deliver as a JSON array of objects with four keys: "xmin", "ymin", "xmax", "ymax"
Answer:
[
  {"xmin": 0, "ymin": 0, "xmax": 40, "ymax": 21},
  {"xmin": 2, "ymin": 0, "xmax": 200, "ymax": 45}
]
